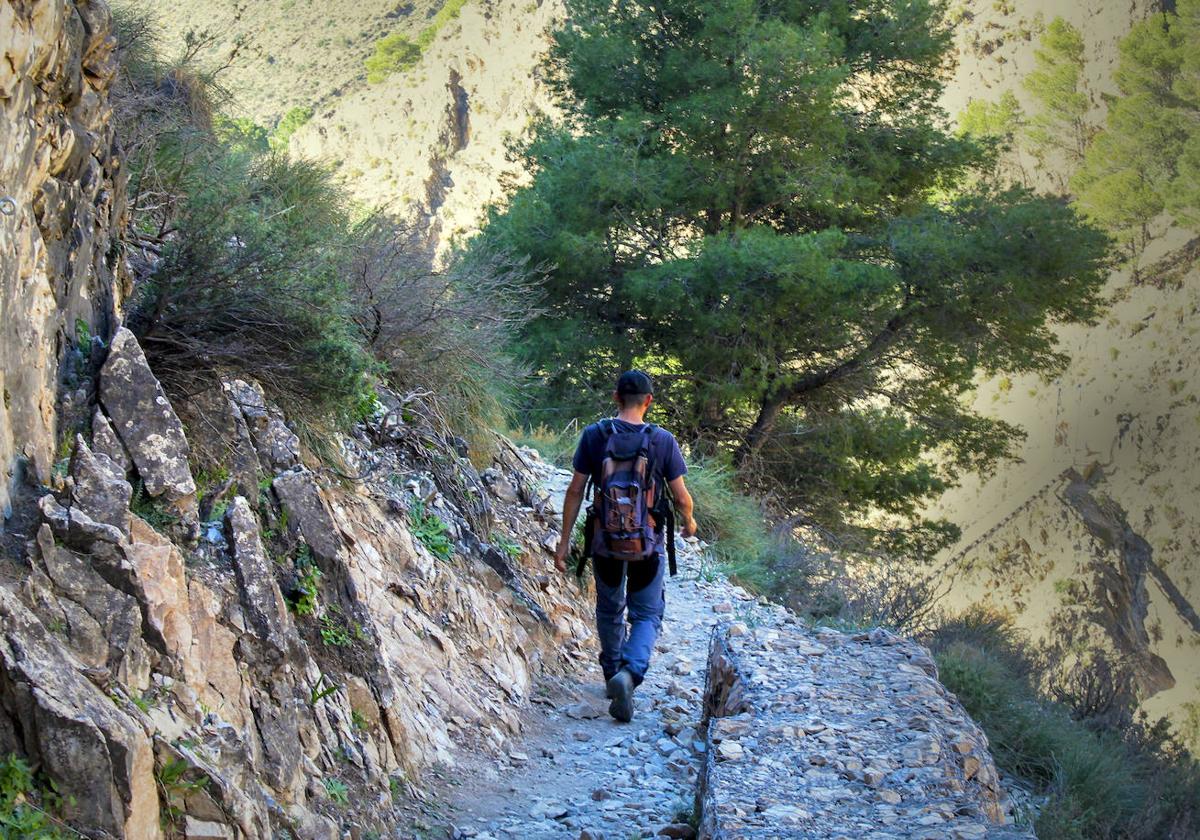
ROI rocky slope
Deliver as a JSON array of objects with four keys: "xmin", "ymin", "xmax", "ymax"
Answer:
[
  {"xmin": 925, "ymin": 0, "xmax": 1200, "ymax": 737},
  {"xmin": 146, "ymin": 0, "xmax": 564, "ymax": 251},
  {"xmin": 1, "ymin": 321, "xmax": 595, "ymax": 837}
]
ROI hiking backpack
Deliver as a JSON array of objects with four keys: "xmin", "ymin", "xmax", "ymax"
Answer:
[{"xmin": 579, "ymin": 420, "xmax": 677, "ymax": 577}]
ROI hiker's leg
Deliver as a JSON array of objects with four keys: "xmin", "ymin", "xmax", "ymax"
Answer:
[
  {"xmin": 620, "ymin": 554, "xmax": 665, "ymax": 686},
  {"xmin": 592, "ymin": 557, "xmax": 627, "ymax": 682}
]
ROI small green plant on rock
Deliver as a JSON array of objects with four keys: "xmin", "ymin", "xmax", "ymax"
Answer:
[
  {"xmin": 409, "ymin": 500, "xmax": 453, "ymax": 560},
  {"xmin": 156, "ymin": 757, "xmax": 208, "ymax": 829},
  {"xmin": 319, "ymin": 610, "xmax": 353, "ymax": 647},
  {"xmin": 131, "ymin": 481, "xmax": 178, "ymax": 534},
  {"xmin": 291, "ymin": 545, "xmax": 321, "ymax": 616},
  {"xmin": 322, "ymin": 777, "xmax": 349, "ymax": 806},
  {"xmin": 0, "ymin": 754, "xmax": 74, "ymax": 838},
  {"xmin": 309, "ymin": 673, "xmax": 339, "ymax": 705},
  {"xmin": 491, "ymin": 532, "xmax": 523, "ymax": 561}
]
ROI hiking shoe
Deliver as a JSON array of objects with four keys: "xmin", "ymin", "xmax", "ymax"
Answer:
[{"xmin": 606, "ymin": 669, "xmax": 635, "ymax": 723}]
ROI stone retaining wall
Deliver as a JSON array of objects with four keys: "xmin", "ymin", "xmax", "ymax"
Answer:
[{"xmin": 698, "ymin": 620, "xmax": 1035, "ymax": 839}]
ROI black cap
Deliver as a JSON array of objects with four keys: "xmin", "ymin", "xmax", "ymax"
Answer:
[{"xmin": 616, "ymin": 370, "xmax": 654, "ymax": 396}]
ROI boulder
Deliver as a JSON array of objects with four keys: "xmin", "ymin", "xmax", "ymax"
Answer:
[
  {"xmin": 0, "ymin": 588, "xmax": 162, "ymax": 838},
  {"xmin": 38, "ymin": 492, "xmax": 124, "ymax": 549},
  {"xmin": 225, "ymin": 496, "xmax": 299, "ymax": 659},
  {"xmin": 99, "ymin": 327, "xmax": 196, "ymax": 506},
  {"xmin": 120, "ymin": 516, "xmax": 193, "ymax": 661},
  {"xmin": 271, "ymin": 470, "xmax": 343, "ymax": 563}
]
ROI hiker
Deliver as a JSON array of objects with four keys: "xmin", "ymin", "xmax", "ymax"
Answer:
[{"xmin": 554, "ymin": 370, "xmax": 698, "ymax": 722}]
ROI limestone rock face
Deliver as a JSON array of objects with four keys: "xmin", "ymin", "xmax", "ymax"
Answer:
[
  {"xmin": 4, "ymin": 358, "xmax": 593, "ymax": 837},
  {"xmin": 99, "ymin": 328, "xmax": 197, "ymax": 507},
  {"xmin": 0, "ymin": 0, "xmax": 126, "ymax": 518}
]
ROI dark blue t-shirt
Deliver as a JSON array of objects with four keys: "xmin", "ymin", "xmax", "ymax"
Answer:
[{"xmin": 573, "ymin": 419, "xmax": 687, "ymax": 553}]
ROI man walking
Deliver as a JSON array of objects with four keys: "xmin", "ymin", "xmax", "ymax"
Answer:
[{"xmin": 555, "ymin": 371, "xmax": 697, "ymax": 722}]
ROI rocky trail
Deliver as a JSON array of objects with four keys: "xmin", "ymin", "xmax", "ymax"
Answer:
[
  {"xmin": 430, "ymin": 540, "xmax": 738, "ymax": 839},
  {"xmin": 405, "ymin": 464, "xmax": 1031, "ymax": 840}
]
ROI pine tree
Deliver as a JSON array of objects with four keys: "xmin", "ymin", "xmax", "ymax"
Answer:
[
  {"xmin": 1022, "ymin": 17, "xmax": 1093, "ymax": 185},
  {"xmin": 476, "ymin": 0, "xmax": 1111, "ymax": 555},
  {"xmin": 1073, "ymin": 1, "xmax": 1200, "ymax": 261}
]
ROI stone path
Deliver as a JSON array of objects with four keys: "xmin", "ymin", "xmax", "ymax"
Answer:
[
  {"xmin": 432, "ymin": 537, "xmax": 761, "ymax": 839},
  {"xmin": 420, "ymin": 459, "xmax": 1029, "ymax": 840}
]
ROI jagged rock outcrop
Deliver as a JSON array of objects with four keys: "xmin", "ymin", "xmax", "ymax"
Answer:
[
  {"xmin": 1, "ymin": 323, "xmax": 594, "ymax": 837},
  {"xmin": 0, "ymin": 0, "xmax": 127, "ymax": 518},
  {"xmin": 99, "ymin": 327, "xmax": 198, "ymax": 513}
]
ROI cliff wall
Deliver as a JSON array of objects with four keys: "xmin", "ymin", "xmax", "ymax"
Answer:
[{"xmin": 0, "ymin": 0, "xmax": 127, "ymax": 518}]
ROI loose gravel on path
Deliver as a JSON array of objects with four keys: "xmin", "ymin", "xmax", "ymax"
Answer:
[{"xmin": 435, "ymin": 540, "xmax": 761, "ymax": 839}]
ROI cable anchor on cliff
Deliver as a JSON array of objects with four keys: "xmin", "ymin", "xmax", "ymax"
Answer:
[{"xmin": 0, "ymin": 197, "xmax": 16, "ymax": 217}]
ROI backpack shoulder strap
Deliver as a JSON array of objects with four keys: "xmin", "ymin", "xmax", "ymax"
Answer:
[{"xmin": 586, "ymin": 419, "xmax": 617, "ymax": 499}]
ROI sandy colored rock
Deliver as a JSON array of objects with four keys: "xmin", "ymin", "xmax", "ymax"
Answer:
[{"xmin": 0, "ymin": 0, "xmax": 126, "ymax": 517}]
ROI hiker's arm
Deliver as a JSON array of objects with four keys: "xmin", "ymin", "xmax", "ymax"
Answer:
[
  {"xmin": 668, "ymin": 476, "xmax": 698, "ymax": 537},
  {"xmin": 554, "ymin": 471, "xmax": 588, "ymax": 572}
]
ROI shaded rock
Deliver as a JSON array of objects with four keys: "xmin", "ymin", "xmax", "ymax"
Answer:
[
  {"xmin": 99, "ymin": 328, "xmax": 197, "ymax": 507},
  {"xmin": 28, "ymin": 524, "xmax": 151, "ymax": 688},
  {"xmin": 225, "ymin": 496, "xmax": 299, "ymax": 660},
  {"xmin": 68, "ymin": 435, "xmax": 130, "ymax": 535},
  {"xmin": 174, "ymin": 383, "xmax": 261, "ymax": 499},
  {"xmin": 0, "ymin": 588, "xmax": 161, "ymax": 838},
  {"xmin": 481, "ymin": 468, "xmax": 519, "ymax": 504},
  {"xmin": 92, "ymin": 407, "xmax": 132, "ymax": 473},
  {"xmin": 39, "ymin": 493, "xmax": 124, "ymax": 548},
  {"xmin": 225, "ymin": 379, "xmax": 301, "ymax": 473},
  {"xmin": 271, "ymin": 470, "xmax": 343, "ymax": 563}
]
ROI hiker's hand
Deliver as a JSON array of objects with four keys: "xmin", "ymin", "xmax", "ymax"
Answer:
[
  {"xmin": 681, "ymin": 516, "xmax": 698, "ymax": 538},
  {"xmin": 553, "ymin": 541, "xmax": 569, "ymax": 573}
]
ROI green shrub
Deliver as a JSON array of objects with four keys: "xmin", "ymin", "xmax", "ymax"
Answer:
[
  {"xmin": 365, "ymin": 33, "xmax": 421, "ymax": 83},
  {"xmin": 683, "ymin": 459, "xmax": 773, "ymax": 586},
  {"xmin": 129, "ymin": 147, "xmax": 377, "ymax": 426},
  {"xmin": 0, "ymin": 754, "xmax": 72, "ymax": 838},
  {"xmin": 365, "ymin": 1, "xmax": 471, "ymax": 83},
  {"xmin": 130, "ymin": 480, "xmax": 178, "ymax": 533},
  {"xmin": 408, "ymin": 500, "xmax": 453, "ymax": 559},
  {"xmin": 270, "ymin": 106, "xmax": 313, "ymax": 152},
  {"xmin": 930, "ymin": 610, "xmax": 1200, "ymax": 839},
  {"xmin": 416, "ymin": 0, "xmax": 469, "ymax": 48}
]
